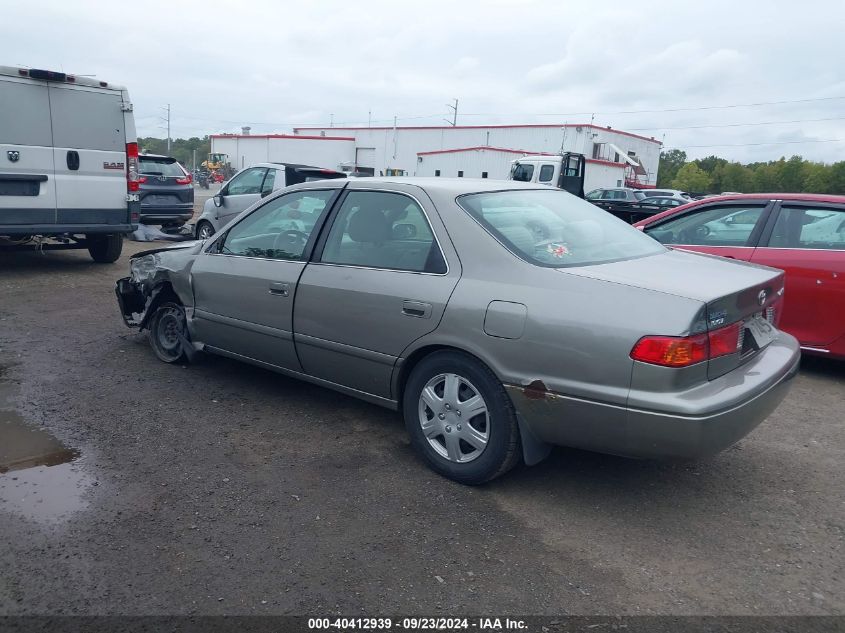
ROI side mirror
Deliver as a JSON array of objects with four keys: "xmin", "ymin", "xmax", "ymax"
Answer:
[
  {"xmin": 212, "ymin": 192, "xmax": 224, "ymax": 207},
  {"xmin": 392, "ymin": 223, "xmax": 417, "ymax": 239}
]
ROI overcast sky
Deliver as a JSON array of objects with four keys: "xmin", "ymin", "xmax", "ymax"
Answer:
[{"xmin": 4, "ymin": 0, "xmax": 844, "ymax": 163}]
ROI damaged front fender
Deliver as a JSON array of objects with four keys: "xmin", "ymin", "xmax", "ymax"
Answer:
[{"xmin": 115, "ymin": 241, "xmax": 204, "ymax": 330}]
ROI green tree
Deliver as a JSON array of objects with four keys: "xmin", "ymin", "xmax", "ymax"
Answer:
[
  {"xmin": 138, "ymin": 136, "xmax": 211, "ymax": 170},
  {"xmin": 672, "ymin": 163, "xmax": 711, "ymax": 193},
  {"xmin": 657, "ymin": 149, "xmax": 687, "ymax": 188},
  {"xmin": 803, "ymin": 162, "xmax": 833, "ymax": 193},
  {"xmin": 828, "ymin": 161, "xmax": 845, "ymax": 194}
]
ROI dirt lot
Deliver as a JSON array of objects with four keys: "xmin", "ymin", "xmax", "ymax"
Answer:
[{"xmin": 0, "ymin": 234, "xmax": 843, "ymax": 616}]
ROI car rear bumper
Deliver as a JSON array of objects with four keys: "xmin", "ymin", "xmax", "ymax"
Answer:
[
  {"xmin": 139, "ymin": 205, "xmax": 193, "ymax": 224},
  {"xmin": 506, "ymin": 332, "xmax": 801, "ymax": 459},
  {"xmin": 0, "ymin": 223, "xmax": 135, "ymax": 236}
]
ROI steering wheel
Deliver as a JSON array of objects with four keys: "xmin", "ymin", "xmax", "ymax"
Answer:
[{"xmin": 272, "ymin": 230, "xmax": 309, "ymax": 253}]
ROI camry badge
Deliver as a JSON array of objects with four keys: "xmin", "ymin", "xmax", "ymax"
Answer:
[
  {"xmin": 758, "ymin": 290, "xmax": 767, "ymax": 306},
  {"xmin": 7, "ymin": 150, "xmax": 20, "ymax": 162}
]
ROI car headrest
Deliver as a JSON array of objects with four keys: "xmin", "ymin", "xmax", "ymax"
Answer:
[{"xmin": 348, "ymin": 208, "xmax": 393, "ymax": 243}]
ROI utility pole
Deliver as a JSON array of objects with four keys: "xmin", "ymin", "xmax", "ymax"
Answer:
[
  {"xmin": 368, "ymin": 110, "xmax": 372, "ymax": 128},
  {"xmin": 159, "ymin": 104, "xmax": 171, "ymax": 151},
  {"xmin": 446, "ymin": 98, "xmax": 459, "ymax": 126},
  {"xmin": 330, "ymin": 113, "xmax": 334, "ymax": 128}
]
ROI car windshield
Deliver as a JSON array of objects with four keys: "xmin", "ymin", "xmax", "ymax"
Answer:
[
  {"xmin": 139, "ymin": 157, "xmax": 186, "ymax": 177},
  {"xmin": 457, "ymin": 189, "xmax": 666, "ymax": 267}
]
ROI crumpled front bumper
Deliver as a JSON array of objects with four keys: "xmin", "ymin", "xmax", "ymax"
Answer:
[{"xmin": 115, "ymin": 277, "xmax": 147, "ymax": 327}]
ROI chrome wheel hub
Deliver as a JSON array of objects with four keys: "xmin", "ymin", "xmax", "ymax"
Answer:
[{"xmin": 418, "ymin": 373, "xmax": 489, "ymax": 463}]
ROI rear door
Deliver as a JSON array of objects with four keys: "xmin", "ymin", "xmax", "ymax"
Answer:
[
  {"xmin": 0, "ymin": 74, "xmax": 57, "ymax": 228},
  {"xmin": 294, "ymin": 184, "xmax": 460, "ymax": 399},
  {"xmin": 49, "ymin": 83, "xmax": 127, "ymax": 227},
  {"xmin": 215, "ymin": 166, "xmax": 268, "ymax": 226},
  {"xmin": 642, "ymin": 200, "xmax": 773, "ymax": 261},
  {"xmin": 750, "ymin": 202, "xmax": 845, "ymax": 347}
]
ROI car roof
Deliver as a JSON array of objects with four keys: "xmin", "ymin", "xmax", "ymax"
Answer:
[
  {"xmin": 345, "ymin": 177, "xmax": 555, "ymax": 194},
  {"xmin": 634, "ymin": 192, "xmax": 845, "ymax": 226}
]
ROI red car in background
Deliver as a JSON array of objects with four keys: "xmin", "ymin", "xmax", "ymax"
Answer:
[{"xmin": 634, "ymin": 194, "xmax": 845, "ymax": 359}]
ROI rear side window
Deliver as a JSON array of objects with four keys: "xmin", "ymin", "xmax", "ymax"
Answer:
[
  {"xmin": 320, "ymin": 191, "xmax": 446, "ymax": 273},
  {"xmin": 139, "ymin": 157, "xmax": 185, "ymax": 177},
  {"xmin": 0, "ymin": 79, "xmax": 52, "ymax": 147},
  {"xmin": 458, "ymin": 189, "xmax": 665, "ymax": 268},
  {"xmin": 646, "ymin": 205, "xmax": 766, "ymax": 247},
  {"xmin": 538, "ymin": 165, "xmax": 555, "ymax": 182},
  {"xmin": 49, "ymin": 86, "xmax": 125, "ymax": 151},
  {"xmin": 511, "ymin": 163, "xmax": 534, "ymax": 182},
  {"xmin": 768, "ymin": 207, "xmax": 845, "ymax": 250}
]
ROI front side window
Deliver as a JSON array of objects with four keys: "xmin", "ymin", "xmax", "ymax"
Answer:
[
  {"xmin": 511, "ymin": 163, "xmax": 534, "ymax": 182},
  {"xmin": 226, "ymin": 168, "xmax": 267, "ymax": 196},
  {"xmin": 645, "ymin": 205, "xmax": 766, "ymax": 247},
  {"xmin": 457, "ymin": 189, "xmax": 665, "ymax": 268},
  {"xmin": 320, "ymin": 191, "xmax": 446, "ymax": 273},
  {"xmin": 538, "ymin": 165, "xmax": 555, "ymax": 182},
  {"xmin": 768, "ymin": 207, "xmax": 845, "ymax": 250},
  {"xmin": 218, "ymin": 190, "xmax": 334, "ymax": 260}
]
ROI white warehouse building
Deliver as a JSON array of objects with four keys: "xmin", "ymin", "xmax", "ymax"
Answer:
[{"xmin": 211, "ymin": 123, "xmax": 662, "ymax": 189}]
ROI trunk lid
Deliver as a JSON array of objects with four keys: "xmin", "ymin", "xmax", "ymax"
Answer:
[{"xmin": 564, "ymin": 249, "xmax": 785, "ymax": 378}]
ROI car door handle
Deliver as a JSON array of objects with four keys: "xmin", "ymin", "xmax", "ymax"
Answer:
[
  {"xmin": 268, "ymin": 282, "xmax": 290, "ymax": 297},
  {"xmin": 402, "ymin": 300, "xmax": 431, "ymax": 318}
]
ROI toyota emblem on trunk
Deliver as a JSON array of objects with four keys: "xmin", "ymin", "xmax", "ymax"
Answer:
[
  {"xmin": 7, "ymin": 150, "xmax": 20, "ymax": 162},
  {"xmin": 758, "ymin": 289, "xmax": 767, "ymax": 306}
]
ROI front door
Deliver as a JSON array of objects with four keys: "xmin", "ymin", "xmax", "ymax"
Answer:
[
  {"xmin": 190, "ymin": 188, "xmax": 340, "ymax": 369},
  {"xmin": 750, "ymin": 203, "xmax": 845, "ymax": 347},
  {"xmin": 643, "ymin": 201, "xmax": 773, "ymax": 261},
  {"xmin": 214, "ymin": 166, "xmax": 268, "ymax": 228},
  {"xmin": 294, "ymin": 186, "xmax": 460, "ymax": 398}
]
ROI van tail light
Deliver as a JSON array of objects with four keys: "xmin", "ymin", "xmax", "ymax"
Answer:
[
  {"xmin": 126, "ymin": 142, "xmax": 141, "ymax": 192},
  {"xmin": 631, "ymin": 322, "xmax": 743, "ymax": 368},
  {"xmin": 138, "ymin": 176, "xmax": 147, "ymax": 184},
  {"xmin": 175, "ymin": 173, "xmax": 192, "ymax": 185}
]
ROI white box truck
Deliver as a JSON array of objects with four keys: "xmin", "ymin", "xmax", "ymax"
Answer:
[{"xmin": 0, "ymin": 66, "xmax": 140, "ymax": 262}]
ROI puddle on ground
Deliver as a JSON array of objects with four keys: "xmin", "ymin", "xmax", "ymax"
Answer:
[{"xmin": 0, "ymin": 408, "xmax": 92, "ymax": 523}]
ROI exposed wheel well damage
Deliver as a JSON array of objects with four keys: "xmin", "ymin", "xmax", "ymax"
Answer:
[{"xmin": 395, "ymin": 344, "xmax": 552, "ymax": 467}]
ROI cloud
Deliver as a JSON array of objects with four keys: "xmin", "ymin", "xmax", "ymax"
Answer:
[{"xmin": 2, "ymin": 0, "xmax": 844, "ymax": 162}]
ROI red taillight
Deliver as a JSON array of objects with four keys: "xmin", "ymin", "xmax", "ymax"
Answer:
[
  {"xmin": 631, "ymin": 334, "xmax": 708, "ymax": 368},
  {"xmin": 126, "ymin": 142, "xmax": 140, "ymax": 192},
  {"xmin": 138, "ymin": 176, "xmax": 147, "ymax": 184},
  {"xmin": 708, "ymin": 322, "xmax": 742, "ymax": 359},
  {"xmin": 175, "ymin": 173, "xmax": 192, "ymax": 185},
  {"xmin": 631, "ymin": 322, "xmax": 743, "ymax": 368}
]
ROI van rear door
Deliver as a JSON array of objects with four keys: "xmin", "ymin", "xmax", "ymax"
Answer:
[
  {"xmin": 48, "ymin": 84, "xmax": 127, "ymax": 228},
  {"xmin": 0, "ymin": 74, "xmax": 58, "ymax": 229}
]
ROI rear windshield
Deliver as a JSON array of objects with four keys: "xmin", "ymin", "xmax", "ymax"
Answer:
[
  {"xmin": 457, "ymin": 189, "xmax": 665, "ymax": 267},
  {"xmin": 633, "ymin": 190, "xmax": 647, "ymax": 200},
  {"xmin": 140, "ymin": 157, "xmax": 186, "ymax": 177}
]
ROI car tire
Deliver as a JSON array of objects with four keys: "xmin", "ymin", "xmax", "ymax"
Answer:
[
  {"xmin": 87, "ymin": 233, "xmax": 123, "ymax": 263},
  {"xmin": 196, "ymin": 221, "xmax": 215, "ymax": 240},
  {"xmin": 148, "ymin": 302, "xmax": 188, "ymax": 364},
  {"xmin": 403, "ymin": 350, "xmax": 521, "ymax": 485}
]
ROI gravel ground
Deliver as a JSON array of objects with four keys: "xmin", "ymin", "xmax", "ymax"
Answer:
[{"xmin": 0, "ymin": 238, "xmax": 843, "ymax": 616}]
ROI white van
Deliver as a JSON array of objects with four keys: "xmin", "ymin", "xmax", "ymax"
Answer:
[{"xmin": 0, "ymin": 66, "xmax": 140, "ymax": 262}]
